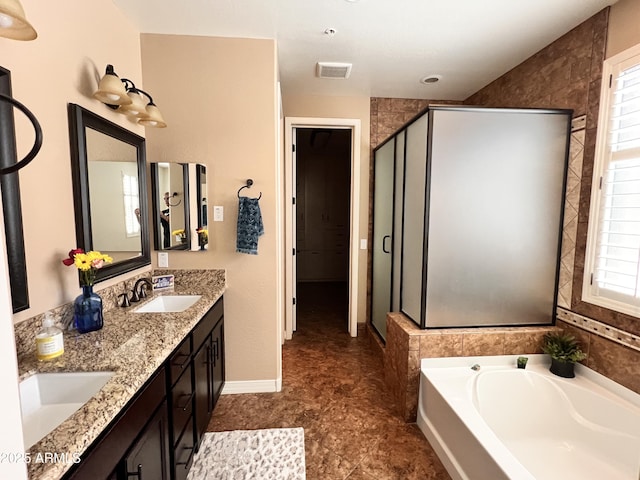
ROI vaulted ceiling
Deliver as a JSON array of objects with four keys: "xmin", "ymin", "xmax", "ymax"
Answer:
[{"xmin": 114, "ymin": 0, "xmax": 617, "ymax": 100}]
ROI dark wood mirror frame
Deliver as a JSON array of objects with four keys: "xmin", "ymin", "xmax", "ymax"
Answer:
[
  {"xmin": 196, "ymin": 164, "xmax": 207, "ymax": 229},
  {"xmin": 68, "ymin": 103, "xmax": 151, "ymax": 283},
  {"xmin": 0, "ymin": 67, "xmax": 29, "ymax": 312},
  {"xmin": 150, "ymin": 162, "xmax": 191, "ymax": 251}
]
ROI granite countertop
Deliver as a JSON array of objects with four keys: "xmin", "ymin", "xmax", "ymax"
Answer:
[{"xmin": 20, "ymin": 269, "xmax": 226, "ymax": 480}]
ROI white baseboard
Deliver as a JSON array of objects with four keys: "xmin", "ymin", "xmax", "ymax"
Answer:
[{"xmin": 221, "ymin": 378, "xmax": 282, "ymax": 394}]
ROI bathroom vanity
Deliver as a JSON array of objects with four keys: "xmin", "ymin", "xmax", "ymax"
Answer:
[{"xmin": 16, "ymin": 269, "xmax": 226, "ymax": 480}]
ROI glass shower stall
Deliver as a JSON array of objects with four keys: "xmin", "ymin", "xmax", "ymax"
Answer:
[{"xmin": 371, "ymin": 106, "xmax": 572, "ymax": 340}]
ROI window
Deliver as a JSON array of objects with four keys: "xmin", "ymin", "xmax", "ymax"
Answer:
[
  {"xmin": 122, "ymin": 173, "xmax": 140, "ymax": 237},
  {"xmin": 584, "ymin": 44, "xmax": 640, "ymax": 316}
]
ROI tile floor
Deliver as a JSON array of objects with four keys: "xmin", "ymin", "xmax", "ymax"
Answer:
[{"xmin": 207, "ymin": 282, "xmax": 450, "ymax": 479}]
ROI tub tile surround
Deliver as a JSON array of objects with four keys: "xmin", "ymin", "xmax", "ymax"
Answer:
[
  {"xmin": 384, "ymin": 313, "xmax": 557, "ymax": 422},
  {"xmin": 13, "ymin": 269, "xmax": 226, "ymax": 480},
  {"xmin": 384, "ymin": 308, "xmax": 640, "ymax": 423},
  {"xmin": 557, "ymin": 308, "xmax": 640, "ymax": 394}
]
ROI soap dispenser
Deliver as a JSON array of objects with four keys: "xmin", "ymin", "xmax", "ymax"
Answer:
[{"xmin": 36, "ymin": 312, "xmax": 64, "ymax": 361}]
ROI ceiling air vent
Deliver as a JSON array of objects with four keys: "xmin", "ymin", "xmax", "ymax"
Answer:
[{"xmin": 316, "ymin": 62, "xmax": 352, "ymax": 79}]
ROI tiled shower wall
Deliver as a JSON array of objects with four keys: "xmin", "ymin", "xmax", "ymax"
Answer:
[
  {"xmin": 374, "ymin": 7, "xmax": 640, "ymax": 421},
  {"xmin": 369, "ymin": 98, "xmax": 460, "ymax": 149},
  {"xmin": 557, "ymin": 119, "xmax": 585, "ymax": 308}
]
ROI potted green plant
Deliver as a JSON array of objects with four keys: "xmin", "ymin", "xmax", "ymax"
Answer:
[{"xmin": 542, "ymin": 332, "xmax": 587, "ymax": 378}]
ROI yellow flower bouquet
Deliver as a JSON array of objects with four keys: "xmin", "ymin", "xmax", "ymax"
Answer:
[{"xmin": 62, "ymin": 248, "xmax": 112, "ymax": 286}]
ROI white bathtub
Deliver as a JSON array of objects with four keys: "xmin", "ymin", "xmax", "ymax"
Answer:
[{"xmin": 416, "ymin": 354, "xmax": 640, "ymax": 480}]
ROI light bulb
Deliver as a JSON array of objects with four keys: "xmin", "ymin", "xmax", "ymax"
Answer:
[
  {"xmin": 0, "ymin": 13, "xmax": 14, "ymax": 28},
  {"xmin": 105, "ymin": 93, "xmax": 121, "ymax": 102}
]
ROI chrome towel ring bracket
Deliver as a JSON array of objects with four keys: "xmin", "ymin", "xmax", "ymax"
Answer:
[
  {"xmin": 237, "ymin": 179, "xmax": 262, "ymax": 199},
  {"xmin": 0, "ymin": 93, "xmax": 42, "ymax": 176}
]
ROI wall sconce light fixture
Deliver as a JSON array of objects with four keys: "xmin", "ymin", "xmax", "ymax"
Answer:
[
  {"xmin": 0, "ymin": 0, "xmax": 37, "ymax": 40},
  {"xmin": 93, "ymin": 64, "xmax": 167, "ymax": 128}
]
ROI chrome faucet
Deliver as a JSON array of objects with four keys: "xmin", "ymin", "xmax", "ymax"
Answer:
[{"xmin": 130, "ymin": 278, "xmax": 153, "ymax": 303}]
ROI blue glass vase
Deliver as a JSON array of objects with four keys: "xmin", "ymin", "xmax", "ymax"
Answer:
[{"xmin": 73, "ymin": 285, "xmax": 104, "ymax": 333}]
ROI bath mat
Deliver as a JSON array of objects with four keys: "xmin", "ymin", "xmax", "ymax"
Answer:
[{"xmin": 186, "ymin": 427, "xmax": 306, "ymax": 480}]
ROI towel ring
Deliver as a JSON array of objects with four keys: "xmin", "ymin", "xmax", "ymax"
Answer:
[
  {"xmin": 167, "ymin": 192, "xmax": 181, "ymax": 207},
  {"xmin": 0, "ymin": 93, "xmax": 43, "ymax": 176},
  {"xmin": 237, "ymin": 179, "xmax": 262, "ymax": 199}
]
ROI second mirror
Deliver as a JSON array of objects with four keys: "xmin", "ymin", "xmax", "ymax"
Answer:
[{"xmin": 151, "ymin": 162, "xmax": 190, "ymax": 250}]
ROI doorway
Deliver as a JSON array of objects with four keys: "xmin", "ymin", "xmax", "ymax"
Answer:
[
  {"xmin": 284, "ymin": 117, "xmax": 362, "ymax": 339},
  {"xmin": 296, "ymin": 128, "xmax": 352, "ymax": 330}
]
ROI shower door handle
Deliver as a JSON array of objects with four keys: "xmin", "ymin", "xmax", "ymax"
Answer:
[{"xmin": 382, "ymin": 235, "xmax": 391, "ymax": 253}]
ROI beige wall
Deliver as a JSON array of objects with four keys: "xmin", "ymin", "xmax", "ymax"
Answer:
[
  {"xmin": 282, "ymin": 94, "xmax": 371, "ymax": 323},
  {"xmin": 607, "ymin": 0, "xmax": 640, "ymax": 58},
  {"xmin": 141, "ymin": 35, "xmax": 281, "ymax": 384},
  {"xmin": 3, "ymin": 0, "xmax": 145, "ymax": 324}
]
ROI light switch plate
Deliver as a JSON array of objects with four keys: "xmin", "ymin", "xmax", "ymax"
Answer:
[
  {"xmin": 158, "ymin": 252, "xmax": 169, "ymax": 268},
  {"xmin": 360, "ymin": 239, "xmax": 367, "ymax": 250},
  {"xmin": 214, "ymin": 206, "xmax": 224, "ymax": 222}
]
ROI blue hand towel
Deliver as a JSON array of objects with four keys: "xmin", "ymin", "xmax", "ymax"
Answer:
[{"xmin": 236, "ymin": 196, "xmax": 264, "ymax": 255}]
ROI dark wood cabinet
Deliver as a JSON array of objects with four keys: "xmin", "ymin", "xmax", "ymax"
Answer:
[
  {"xmin": 173, "ymin": 417, "xmax": 195, "ymax": 480},
  {"xmin": 63, "ymin": 368, "xmax": 168, "ymax": 480},
  {"xmin": 211, "ymin": 319, "xmax": 225, "ymax": 406},
  {"xmin": 170, "ymin": 363, "xmax": 194, "ymax": 444},
  {"xmin": 123, "ymin": 401, "xmax": 170, "ymax": 480},
  {"xmin": 62, "ymin": 296, "xmax": 224, "ymax": 480},
  {"xmin": 193, "ymin": 298, "xmax": 225, "ymax": 449},
  {"xmin": 193, "ymin": 340, "xmax": 211, "ymax": 447}
]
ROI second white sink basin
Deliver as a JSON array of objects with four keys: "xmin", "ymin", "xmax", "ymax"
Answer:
[
  {"xmin": 20, "ymin": 371, "xmax": 114, "ymax": 449},
  {"xmin": 133, "ymin": 295, "xmax": 202, "ymax": 313}
]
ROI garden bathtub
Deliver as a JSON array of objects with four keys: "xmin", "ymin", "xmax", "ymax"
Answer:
[{"xmin": 416, "ymin": 354, "xmax": 640, "ymax": 480}]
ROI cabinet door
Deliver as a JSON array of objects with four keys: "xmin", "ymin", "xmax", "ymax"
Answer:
[
  {"xmin": 211, "ymin": 319, "xmax": 225, "ymax": 407},
  {"xmin": 193, "ymin": 339, "xmax": 210, "ymax": 448},
  {"xmin": 123, "ymin": 401, "xmax": 170, "ymax": 480},
  {"xmin": 62, "ymin": 368, "xmax": 167, "ymax": 480}
]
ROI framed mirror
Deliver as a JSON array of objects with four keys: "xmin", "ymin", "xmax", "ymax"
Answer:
[
  {"xmin": 68, "ymin": 103, "xmax": 150, "ymax": 282},
  {"xmin": 196, "ymin": 164, "xmax": 208, "ymax": 229},
  {"xmin": 0, "ymin": 66, "xmax": 29, "ymax": 312},
  {"xmin": 150, "ymin": 162, "xmax": 190, "ymax": 250}
]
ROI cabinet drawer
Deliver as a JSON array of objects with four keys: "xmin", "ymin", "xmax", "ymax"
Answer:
[
  {"xmin": 173, "ymin": 421, "xmax": 195, "ymax": 480},
  {"xmin": 193, "ymin": 297, "xmax": 223, "ymax": 350},
  {"xmin": 168, "ymin": 336, "xmax": 192, "ymax": 387},
  {"xmin": 171, "ymin": 364, "xmax": 193, "ymax": 444}
]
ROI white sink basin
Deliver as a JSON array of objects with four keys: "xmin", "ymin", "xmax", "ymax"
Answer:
[
  {"xmin": 20, "ymin": 371, "xmax": 114, "ymax": 448},
  {"xmin": 133, "ymin": 295, "xmax": 202, "ymax": 313}
]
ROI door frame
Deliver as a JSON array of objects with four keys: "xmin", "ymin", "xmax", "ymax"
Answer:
[{"xmin": 284, "ymin": 117, "xmax": 361, "ymax": 339}]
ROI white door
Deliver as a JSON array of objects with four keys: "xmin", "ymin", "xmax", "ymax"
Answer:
[{"xmin": 284, "ymin": 117, "xmax": 361, "ymax": 339}]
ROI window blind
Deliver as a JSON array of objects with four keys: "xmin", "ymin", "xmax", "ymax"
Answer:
[
  {"xmin": 122, "ymin": 173, "xmax": 140, "ymax": 237},
  {"xmin": 593, "ymin": 59, "xmax": 640, "ymax": 303}
]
